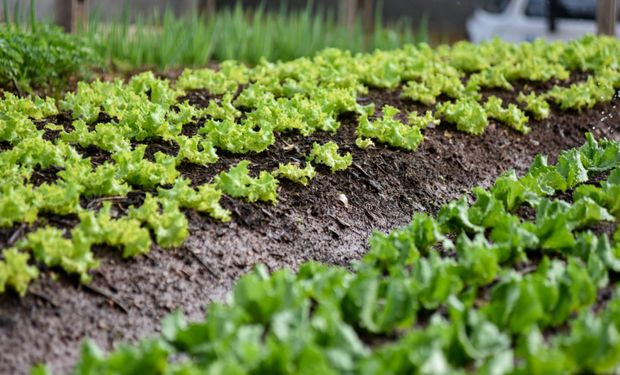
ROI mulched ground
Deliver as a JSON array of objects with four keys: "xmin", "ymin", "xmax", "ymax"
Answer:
[{"xmin": 0, "ymin": 86, "xmax": 618, "ymax": 374}]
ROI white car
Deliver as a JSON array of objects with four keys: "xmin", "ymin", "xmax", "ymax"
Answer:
[{"xmin": 467, "ymin": 0, "xmax": 620, "ymax": 42}]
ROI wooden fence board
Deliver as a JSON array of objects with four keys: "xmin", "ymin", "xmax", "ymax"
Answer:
[
  {"xmin": 597, "ymin": 0, "xmax": 617, "ymax": 36},
  {"xmin": 55, "ymin": 0, "xmax": 88, "ymax": 33}
]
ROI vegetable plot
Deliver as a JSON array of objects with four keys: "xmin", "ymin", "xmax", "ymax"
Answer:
[
  {"xmin": 34, "ymin": 134, "xmax": 620, "ymax": 375},
  {"xmin": 1, "ymin": 36, "xmax": 619, "ymax": 296}
]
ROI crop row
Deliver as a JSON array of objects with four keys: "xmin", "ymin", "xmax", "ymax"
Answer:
[
  {"xmin": 29, "ymin": 134, "xmax": 620, "ymax": 374},
  {"xmin": 1, "ymin": 36, "xmax": 619, "ymax": 295}
]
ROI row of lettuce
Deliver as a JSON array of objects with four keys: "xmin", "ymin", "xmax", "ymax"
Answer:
[
  {"xmin": 32, "ymin": 134, "xmax": 620, "ymax": 374},
  {"xmin": 1, "ymin": 36, "xmax": 620, "ymax": 296}
]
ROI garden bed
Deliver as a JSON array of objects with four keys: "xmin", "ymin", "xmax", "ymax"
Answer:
[
  {"xmin": 1, "ymin": 35, "xmax": 620, "ymax": 373},
  {"xmin": 0, "ymin": 89, "xmax": 618, "ymax": 374}
]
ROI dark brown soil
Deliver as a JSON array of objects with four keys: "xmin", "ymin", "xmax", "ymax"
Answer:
[{"xmin": 0, "ymin": 90, "xmax": 618, "ymax": 374}]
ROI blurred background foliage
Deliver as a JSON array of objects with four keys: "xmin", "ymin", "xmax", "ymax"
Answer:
[{"xmin": 0, "ymin": 0, "xmax": 430, "ymax": 94}]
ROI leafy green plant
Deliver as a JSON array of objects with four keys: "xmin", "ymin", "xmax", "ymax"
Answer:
[
  {"xmin": 0, "ymin": 248, "xmax": 38, "ymax": 296},
  {"xmin": 128, "ymin": 195, "xmax": 188, "ymax": 248},
  {"xmin": 357, "ymin": 105, "xmax": 425, "ymax": 151},
  {"xmin": 307, "ymin": 141, "xmax": 352, "ymax": 172},
  {"xmin": 547, "ymin": 75, "xmax": 616, "ymax": 111},
  {"xmin": 401, "ymin": 70, "xmax": 466, "ymax": 105},
  {"xmin": 214, "ymin": 160, "xmax": 279, "ymax": 204},
  {"xmin": 436, "ymin": 98, "xmax": 488, "ymax": 135},
  {"xmin": 159, "ymin": 179, "xmax": 231, "ymax": 222},
  {"xmin": 517, "ymin": 92, "xmax": 551, "ymax": 120},
  {"xmin": 484, "ymin": 96, "xmax": 530, "ymax": 134},
  {"xmin": 273, "ymin": 162, "xmax": 316, "ymax": 186},
  {"xmin": 0, "ymin": 24, "xmax": 96, "ymax": 93}
]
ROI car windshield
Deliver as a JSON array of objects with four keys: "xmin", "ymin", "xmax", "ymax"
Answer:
[
  {"xmin": 525, "ymin": 0, "xmax": 601, "ymax": 20},
  {"xmin": 481, "ymin": 0, "xmax": 511, "ymax": 13}
]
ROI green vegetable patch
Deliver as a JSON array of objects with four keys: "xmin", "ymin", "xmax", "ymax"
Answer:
[
  {"xmin": 34, "ymin": 134, "xmax": 620, "ymax": 374},
  {"xmin": 1, "ymin": 36, "xmax": 619, "ymax": 298}
]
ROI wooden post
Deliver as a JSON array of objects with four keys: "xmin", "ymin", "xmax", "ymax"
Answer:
[
  {"xmin": 340, "ymin": 0, "xmax": 375, "ymax": 33},
  {"xmin": 73, "ymin": 0, "xmax": 88, "ymax": 32},
  {"xmin": 597, "ymin": 0, "xmax": 617, "ymax": 36},
  {"xmin": 55, "ymin": 0, "xmax": 72, "ymax": 31},
  {"xmin": 55, "ymin": 0, "xmax": 88, "ymax": 33},
  {"xmin": 361, "ymin": 0, "xmax": 375, "ymax": 34},
  {"xmin": 340, "ymin": 0, "xmax": 358, "ymax": 32},
  {"xmin": 198, "ymin": 0, "xmax": 216, "ymax": 17}
]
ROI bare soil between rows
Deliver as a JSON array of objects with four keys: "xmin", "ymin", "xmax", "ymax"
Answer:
[{"xmin": 0, "ymin": 89, "xmax": 619, "ymax": 374}]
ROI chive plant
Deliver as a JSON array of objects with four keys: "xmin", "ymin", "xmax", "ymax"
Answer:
[{"xmin": 84, "ymin": 1, "xmax": 427, "ymax": 70}]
